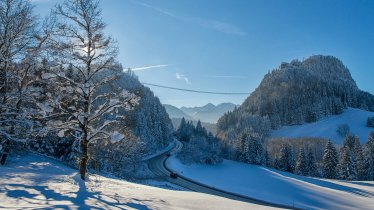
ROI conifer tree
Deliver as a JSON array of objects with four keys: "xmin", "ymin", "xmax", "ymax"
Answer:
[
  {"xmin": 364, "ymin": 132, "xmax": 374, "ymax": 180},
  {"xmin": 307, "ymin": 149, "xmax": 319, "ymax": 177},
  {"xmin": 295, "ymin": 148, "xmax": 308, "ymax": 175},
  {"xmin": 353, "ymin": 138, "xmax": 365, "ymax": 180},
  {"xmin": 339, "ymin": 135, "xmax": 359, "ymax": 180},
  {"xmin": 322, "ymin": 141, "xmax": 339, "ymax": 179},
  {"xmin": 264, "ymin": 149, "xmax": 270, "ymax": 167},
  {"xmin": 278, "ymin": 143, "xmax": 294, "ymax": 172}
]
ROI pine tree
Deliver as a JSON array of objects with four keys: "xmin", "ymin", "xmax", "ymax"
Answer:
[
  {"xmin": 364, "ymin": 132, "xmax": 374, "ymax": 180},
  {"xmin": 339, "ymin": 147, "xmax": 357, "ymax": 180},
  {"xmin": 278, "ymin": 143, "xmax": 294, "ymax": 172},
  {"xmin": 177, "ymin": 118, "xmax": 188, "ymax": 141},
  {"xmin": 339, "ymin": 135, "xmax": 359, "ymax": 180},
  {"xmin": 353, "ymin": 138, "xmax": 365, "ymax": 180},
  {"xmin": 322, "ymin": 141, "xmax": 339, "ymax": 179},
  {"xmin": 295, "ymin": 148, "xmax": 308, "ymax": 175},
  {"xmin": 264, "ymin": 149, "xmax": 270, "ymax": 167},
  {"xmin": 236, "ymin": 132, "xmax": 249, "ymax": 162},
  {"xmin": 195, "ymin": 120, "xmax": 206, "ymax": 136},
  {"xmin": 307, "ymin": 149, "xmax": 319, "ymax": 177}
]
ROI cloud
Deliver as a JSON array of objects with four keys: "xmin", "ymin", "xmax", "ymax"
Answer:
[
  {"xmin": 188, "ymin": 17, "xmax": 246, "ymax": 36},
  {"xmin": 131, "ymin": 64, "xmax": 170, "ymax": 71},
  {"xmin": 176, "ymin": 73, "xmax": 190, "ymax": 84},
  {"xmin": 207, "ymin": 75, "xmax": 249, "ymax": 79},
  {"xmin": 133, "ymin": 1, "xmax": 246, "ymax": 36}
]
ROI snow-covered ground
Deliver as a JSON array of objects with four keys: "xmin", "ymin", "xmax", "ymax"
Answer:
[
  {"xmin": 167, "ymin": 156, "xmax": 374, "ymax": 210},
  {"xmin": 272, "ymin": 108, "xmax": 374, "ymax": 144},
  {"xmin": 0, "ymin": 154, "xmax": 276, "ymax": 210}
]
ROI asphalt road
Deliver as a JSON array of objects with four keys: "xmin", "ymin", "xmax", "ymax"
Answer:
[{"xmin": 148, "ymin": 140, "xmax": 297, "ymax": 210}]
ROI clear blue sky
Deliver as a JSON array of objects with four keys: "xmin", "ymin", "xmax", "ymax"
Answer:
[{"xmin": 33, "ymin": 0, "xmax": 374, "ymax": 108}]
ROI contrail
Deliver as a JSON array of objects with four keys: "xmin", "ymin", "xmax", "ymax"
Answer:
[
  {"xmin": 130, "ymin": 64, "xmax": 170, "ymax": 71},
  {"xmin": 207, "ymin": 75, "xmax": 249, "ymax": 79},
  {"xmin": 142, "ymin": 82, "xmax": 249, "ymax": 95}
]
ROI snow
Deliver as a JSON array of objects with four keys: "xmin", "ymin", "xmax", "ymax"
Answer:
[
  {"xmin": 110, "ymin": 131, "xmax": 124, "ymax": 143},
  {"xmin": 272, "ymin": 108, "xmax": 374, "ymax": 144},
  {"xmin": 0, "ymin": 154, "xmax": 275, "ymax": 210},
  {"xmin": 167, "ymin": 156, "xmax": 374, "ymax": 210}
]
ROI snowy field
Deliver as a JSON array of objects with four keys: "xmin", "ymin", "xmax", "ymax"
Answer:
[
  {"xmin": 167, "ymin": 156, "xmax": 374, "ymax": 210},
  {"xmin": 0, "ymin": 154, "xmax": 277, "ymax": 210},
  {"xmin": 272, "ymin": 108, "xmax": 374, "ymax": 144}
]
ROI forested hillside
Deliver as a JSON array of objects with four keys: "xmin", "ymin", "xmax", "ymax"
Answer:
[
  {"xmin": 216, "ymin": 56, "xmax": 374, "ymax": 181},
  {"xmin": 218, "ymin": 55, "xmax": 374, "ymax": 143}
]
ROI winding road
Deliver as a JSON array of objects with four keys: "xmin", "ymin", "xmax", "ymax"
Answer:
[{"xmin": 148, "ymin": 140, "xmax": 296, "ymax": 209}]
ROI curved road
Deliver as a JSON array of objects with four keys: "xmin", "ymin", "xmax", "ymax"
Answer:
[{"xmin": 148, "ymin": 140, "xmax": 297, "ymax": 210}]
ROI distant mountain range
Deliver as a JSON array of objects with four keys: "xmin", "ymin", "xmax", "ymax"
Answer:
[{"xmin": 164, "ymin": 103, "xmax": 237, "ymax": 124}]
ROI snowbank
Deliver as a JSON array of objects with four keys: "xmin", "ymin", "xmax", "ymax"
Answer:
[
  {"xmin": 167, "ymin": 156, "xmax": 374, "ymax": 210},
  {"xmin": 272, "ymin": 108, "xmax": 374, "ymax": 144},
  {"xmin": 0, "ymin": 154, "xmax": 275, "ymax": 210}
]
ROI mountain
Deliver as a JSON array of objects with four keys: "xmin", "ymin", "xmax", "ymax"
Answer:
[
  {"xmin": 164, "ymin": 103, "xmax": 236, "ymax": 134},
  {"xmin": 163, "ymin": 104, "xmax": 194, "ymax": 121},
  {"xmin": 180, "ymin": 103, "xmax": 237, "ymax": 123},
  {"xmin": 217, "ymin": 55, "xmax": 374, "ymax": 142}
]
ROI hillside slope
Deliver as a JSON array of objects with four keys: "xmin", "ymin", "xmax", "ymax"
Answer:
[
  {"xmin": 272, "ymin": 108, "xmax": 374, "ymax": 144},
  {"xmin": 0, "ymin": 154, "xmax": 274, "ymax": 210},
  {"xmin": 167, "ymin": 156, "xmax": 374, "ymax": 210}
]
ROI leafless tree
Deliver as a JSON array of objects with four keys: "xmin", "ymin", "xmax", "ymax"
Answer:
[
  {"xmin": 41, "ymin": 0, "xmax": 138, "ymax": 180},
  {"xmin": 0, "ymin": 0, "xmax": 37, "ymax": 165}
]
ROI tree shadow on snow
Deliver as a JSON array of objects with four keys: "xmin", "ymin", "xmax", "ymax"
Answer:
[
  {"xmin": 340, "ymin": 181, "xmax": 374, "ymax": 188},
  {"xmin": 4, "ymin": 180, "xmax": 151, "ymax": 209},
  {"xmin": 266, "ymin": 168, "xmax": 374, "ymax": 198}
]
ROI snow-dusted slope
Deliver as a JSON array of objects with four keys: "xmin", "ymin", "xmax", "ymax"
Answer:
[
  {"xmin": 0, "ymin": 155, "xmax": 275, "ymax": 210},
  {"xmin": 272, "ymin": 108, "xmax": 374, "ymax": 144},
  {"xmin": 167, "ymin": 156, "xmax": 374, "ymax": 210}
]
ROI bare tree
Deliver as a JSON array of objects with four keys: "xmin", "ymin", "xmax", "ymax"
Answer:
[
  {"xmin": 0, "ymin": 0, "xmax": 37, "ymax": 165},
  {"xmin": 41, "ymin": 0, "xmax": 138, "ymax": 180}
]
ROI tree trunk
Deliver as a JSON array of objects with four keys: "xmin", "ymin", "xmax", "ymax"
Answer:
[
  {"xmin": 0, "ymin": 139, "xmax": 10, "ymax": 165},
  {"xmin": 80, "ymin": 138, "xmax": 88, "ymax": 180},
  {"xmin": 80, "ymin": 98, "xmax": 89, "ymax": 180}
]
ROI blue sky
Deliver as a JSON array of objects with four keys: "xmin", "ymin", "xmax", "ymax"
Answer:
[{"xmin": 33, "ymin": 0, "xmax": 374, "ymax": 107}]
